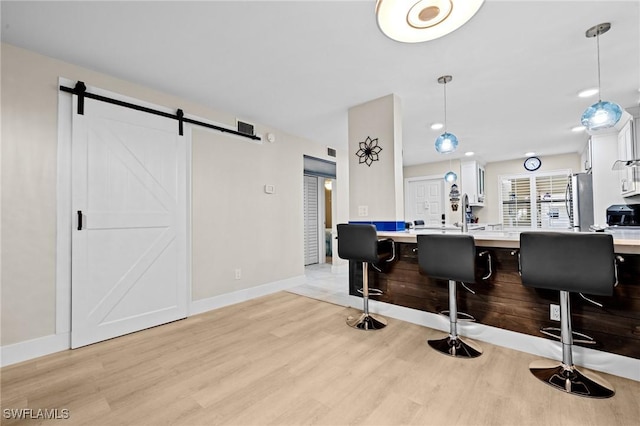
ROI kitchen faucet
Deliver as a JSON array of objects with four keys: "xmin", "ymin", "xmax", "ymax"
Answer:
[{"xmin": 461, "ymin": 193, "xmax": 469, "ymax": 233}]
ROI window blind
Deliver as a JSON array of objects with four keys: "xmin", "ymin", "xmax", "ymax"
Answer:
[
  {"xmin": 534, "ymin": 174, "xmax": 571, "ymax": 229},
  {"xmin": 500, "ymin": 176, "xmax": 532, "ymax": 228},
  {"xmin": 499, "ymin": 170, "xmax": 571, "ymax": 230}
]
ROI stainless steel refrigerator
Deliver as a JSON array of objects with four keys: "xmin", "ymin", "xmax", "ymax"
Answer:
[{"xmin": 565, "ymin": 173, "xmax": 594, "ymax": 231}]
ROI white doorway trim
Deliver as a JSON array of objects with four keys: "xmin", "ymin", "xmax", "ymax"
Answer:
[
  {"xmin": 317, "ymin": 177, "xmax": 326, "ymax": 265},
  {"xmin": 56, "ymin": 78, "xmax": 193, "ymax": 338},
  {"xmin": 404, "ymin": 175, "xmax": 447, "ymax": 225}
]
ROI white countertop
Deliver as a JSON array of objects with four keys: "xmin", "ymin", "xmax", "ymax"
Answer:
[{"xmin": 378, "ymin": 228, "xmax": 640, "ymax": 254}]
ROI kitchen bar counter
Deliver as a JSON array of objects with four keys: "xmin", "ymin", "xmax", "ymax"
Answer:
[
  {"xmin": 378, "ymin": 228, "xmax": 640, "ymax": 254},
  {"xmin": 348, "ymin": 228, "xmax": 640, "ymax": 360}
]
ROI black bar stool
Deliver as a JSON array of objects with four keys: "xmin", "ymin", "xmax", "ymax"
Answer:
[
  {"xmin": 519, "ymin": 231, "xmax": 616, "ymax": 398},
  {"xmin": 417, "ymin": 234, "xmax": 484, "ymax": 358},
  {"xmin": 337, "ymin": 223, "xmax": 395, "ymax": 330}
]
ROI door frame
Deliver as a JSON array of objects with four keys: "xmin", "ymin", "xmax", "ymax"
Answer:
[
  {"xmin": 324, "ymin": 177, "xmax": 336, "ymax": 264},
  {"xmin": 404, "ymin": 175, "xmax": 447, "ymax": 225},
  {"xmin": 56, "ymin": 78, "xmax": 192, "ymax": 338},
  {"xmin": 303, "ymin": 174, "xmax": 327, "ymax": 266},
  {"xmin": 316, "ymin": 177, "xmax": 326, "ymax": 265}
]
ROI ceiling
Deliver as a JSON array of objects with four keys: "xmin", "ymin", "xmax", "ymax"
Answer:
[{"xmin": 2, "ymin": 1, "xmax": 639, "ymax": 166}]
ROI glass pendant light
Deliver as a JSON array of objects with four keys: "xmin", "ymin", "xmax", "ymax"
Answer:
[
  {"xmin": 444, "ymin": 171, "xmax": 457, "ymax": 183},
  {"xmin": 580, "ymin": 23, "xmax": 622, "ymax": 131},
  {"xmin": 435, "ymin": 75, "xmax": 459, "ymax": 154},
  {"xmin": 444, "ymin": 158, "xmax": 457, "ymax": 183}
]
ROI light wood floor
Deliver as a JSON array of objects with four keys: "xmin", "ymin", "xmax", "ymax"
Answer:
[{"xmin": 2, "ymin": 292, "xmax": 639, "ymax": 425}]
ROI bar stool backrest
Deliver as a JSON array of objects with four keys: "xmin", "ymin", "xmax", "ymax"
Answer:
[
  {"xmin": 417, "ymin": 234, "xmax": 476, "ymax": 283},
  {"xmin": 520, "ymin": 232, "xmax": 615, "ymax": 296},
  {"xmin": 337, "ymin": 224, "xmax": 379, "ymax": 264}
]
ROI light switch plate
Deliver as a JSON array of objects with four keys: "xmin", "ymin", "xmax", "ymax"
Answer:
[{"xmin": 264, "ymin": 184, "xmax": 275, "ymax": 194}]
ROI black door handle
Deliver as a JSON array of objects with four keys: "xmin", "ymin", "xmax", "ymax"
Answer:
[{"xmin": 77, "ymin": 210, "xmax": 83, "ymax": 230}]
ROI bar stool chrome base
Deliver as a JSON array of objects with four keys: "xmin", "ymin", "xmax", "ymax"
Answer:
[
  {"xmin": 428, "ymin": 336, "xmax": 482, "ymax": 358},
  {"xmin": 529, "ymin": 359, "xmax": 615, "ymax": 398},
  {"xmin": 346, "ymin": 313, "xmax": 387, "ymax": 330}
]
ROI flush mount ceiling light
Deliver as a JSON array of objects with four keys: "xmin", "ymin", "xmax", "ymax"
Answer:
[
  {"xmin": 444, "ymin": 171, "xmax": 457, "ymax": 183},
  {"xmin": 434, "ymin": 75, "xmax": 458, "ymax": 154},
  {"xmin": 581, "ymin": 23, "xmax": 622, "ymax": 131},
  {"xmin": 376, "ymin": 0, "xmax": 484, "ymax": 43}
]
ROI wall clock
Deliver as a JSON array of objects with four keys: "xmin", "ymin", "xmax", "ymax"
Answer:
[{"xmin": 524, "ymin": 156, "xmax": 541, "ymax": 171}]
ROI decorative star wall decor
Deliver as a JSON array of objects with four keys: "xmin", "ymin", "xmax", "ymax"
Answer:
[{"xmin": 356, "ymin": 136, "xmax": 382, "ymax": 167}]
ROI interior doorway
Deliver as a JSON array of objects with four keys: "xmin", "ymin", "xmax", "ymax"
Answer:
[
  {"xmin": 302, "ymin": 155, "xmax": 336, "ymax": 266},
  {"xmin": 303, "ymin": 175, "xmax": 320, "ymax": 265}
]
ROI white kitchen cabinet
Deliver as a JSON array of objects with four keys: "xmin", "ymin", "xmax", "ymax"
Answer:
[
  {"xmin": 461, "ymin": 160, "xmax": 485, "ymax": 206},
  {"xmin": 617, "ymin": 119, "xmax": 639, "ymax": 197}
]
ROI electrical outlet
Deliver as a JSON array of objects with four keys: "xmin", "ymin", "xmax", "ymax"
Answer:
[
  {"xmin": 235, "ymin": 269, "xmax": 241, "ymax": 280},
  {"xmin": 550, "ymin": 304, "xmax": 561, "ymax": 321},
  {"xmin": 358, "ymin": 205, "xmax": 368, "ymax": 217}
]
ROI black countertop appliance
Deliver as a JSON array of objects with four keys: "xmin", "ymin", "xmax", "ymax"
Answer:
[{"xmin": 606, "ymin": 204, "xmax": 640, "ymax": 226}]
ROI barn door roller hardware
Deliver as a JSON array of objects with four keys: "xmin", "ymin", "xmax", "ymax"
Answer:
[{"xmin": 59, "ymin": 80, "xmax": 261, "ymax": 141}]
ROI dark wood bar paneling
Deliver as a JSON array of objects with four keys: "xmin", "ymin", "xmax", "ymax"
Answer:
[{"xmin": 349, "ymin": 242, "xmax": 640, "ymax": 359}]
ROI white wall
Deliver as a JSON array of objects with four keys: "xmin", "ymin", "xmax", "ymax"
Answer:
[
  {"xmin": 403, "ymin": 153, "xmax": 581, "ymax": 225},
  {"xmin": 484, "ymin": 153, "xmax": 581, "ymax": 224},
  {"xmin": 1, "ymin": 43, "xmax": 345, "ymax": 347},
  {"xmin": 590, "ymin": 121, "xmax": 632, "ymax": 225},
  {"xmin": 191, "ymin": 127, "xmax": 330, "ymax": 299}
]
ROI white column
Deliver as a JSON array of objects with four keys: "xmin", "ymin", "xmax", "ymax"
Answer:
[{"xmin": 347, "ymin": 94, "xmax": 404, "ymax": 230}]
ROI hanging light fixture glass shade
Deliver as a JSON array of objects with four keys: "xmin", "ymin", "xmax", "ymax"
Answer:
[
  {"xmin": 435, "ymin": 75, "xmax": 458, "ymax": 154},
  {"xmin": 444, "ymin": 171, "xmax": 457, "ymax": 183},
  {"xmin": 580, "ymin": 23, "xmax": 622, "ymax": 131},
  {"xmin": 581, "ymin": 101, "xmax": 622, "ymax": 131},
  {"xmin": 375, "ymin": 0, "xmax": 485, "ymax": 43},
  {"xmin": 435, "ymin": 133, "xmax": 459, "ymax": 154}
]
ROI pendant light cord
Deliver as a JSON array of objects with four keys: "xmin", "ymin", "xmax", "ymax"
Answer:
[
  {"xmin": 596, "ymin": 29, "xmax": 602, "ymax": 102},
  {"xmin": 443, "ymin": 81, "xmax": 448, "ymax": 133}
]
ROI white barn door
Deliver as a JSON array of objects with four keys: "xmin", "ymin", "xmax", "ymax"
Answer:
[{"xmin": 71, "ymin": 97, "xmax": 188, "ymax": 348}]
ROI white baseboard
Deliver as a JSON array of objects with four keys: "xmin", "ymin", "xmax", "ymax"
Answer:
[
  {"xmin": 189, "ymin": 275, "xmax": 306, "ymax": 316},
  {"xmin": 363, "ymin": 296, "xmax": 640, "ymax": 382},
  {"xmin": 1, "ymin": 332, "xmax": 70, "ymax": 368},
  {"xmin": 1, "ymin": 275, "xmax": 305, "ymax": 368}
]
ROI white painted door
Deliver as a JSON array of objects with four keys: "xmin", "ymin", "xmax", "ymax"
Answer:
[
  {"xmin": 406, "ymin": 179, "xmax": 444, "ymax": 225},
  {"xmin": 71, "ymin": 98, "xmax": 188, "ymax": 348},
  {"xmin": 303, "ymin": 175, "xmax": 319, "ymax": 265}
]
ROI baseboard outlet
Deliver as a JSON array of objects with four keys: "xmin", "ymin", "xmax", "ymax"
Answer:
[{"xmin": 1, "ymin": 275, "xmax": 305, "ymax": 368}]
